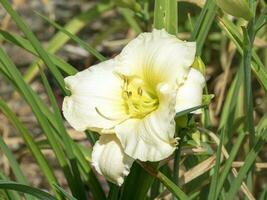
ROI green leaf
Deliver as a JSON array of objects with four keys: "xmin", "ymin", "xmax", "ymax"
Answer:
[
  {"xmin": 0, "ymin": 171, "xmax": 21, "ymax": 200},
  {"xmin": 255, "ymin": 7, "xmax": 267, "ymax": 33},
  {"xmin": 0, "ymin": 181, "xmax": 56, "ymax": 200},
  {"xmin": 53, "ymin": 184, "xmax": 77, "ymax": 200},
  {"xmin": 0, "ymin": 99, "xmax": 59, "ymax": 198},
  {"xmin": 218, "ymin": 17, "xmax": 267, "ymax": 92},
  {"xmin": 35, "ymin": 12, "xmax": 106, "ymax": 62},
  {"xmin": 0, "ymin": 47, "xmax": 104, "ymax": 200},
  {"xmin": 191, "ymin": 0, "xmax": 217, "ymax": 55},
  {"xmin": 154, "ymin": 0, "xmax": 177, "ymax": 35},
  {"xmin": 0, "ymin": 136, "xmax": 34, "ymax": 200},
  {"xmin": 139, "ymin": 162, "xmax": 189, "ymax": 200},
  {"xmin": 225, "ymin": 130, "xmax": 267, "ymax": 199},
  {"xmin": 207, "ymin": 131, "xmax": 224, "ymax": 200},
  {"xmin": 121, "ymin": 162, "xmax": 155, "ymax": 200},
  {"xmin": 0, "ymin": 0, "xmax": 67, "ymax": 94},
  {"xmin": 175, "ymin": 104, "xmax": 207, "ymax": 118},
  {"xmin": 24, "ymin": 2, "xmax": 112, "ymax": 83},
  {"xmin": 39, "ymin": 69, "xmax": 87, "ymax": 200},
  {"xmin": 0, "ymin": 46, "xmax": 72, "ymax": 199},
  {"xmin": 0, "ymin": 29, "xmax": 77, "ymax": 75},
  {"xmin": 215, "ymin": 131, "xmax": 247, "ymax": 199}
]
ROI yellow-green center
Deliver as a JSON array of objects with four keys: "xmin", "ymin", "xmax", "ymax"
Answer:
[{"xmin": 121, "ymin": 75, "xmax": 159, "ymax": 118}]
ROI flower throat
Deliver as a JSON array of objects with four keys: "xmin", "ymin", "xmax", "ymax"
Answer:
[{"xmin": 121, "ymin": 75, "xmax": 159, "ymax": 119}]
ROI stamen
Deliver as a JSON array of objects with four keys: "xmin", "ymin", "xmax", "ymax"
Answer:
[
  {"xmin": 119, "ymin": 74, "xmax": 159, "ymax": 119},
  {"xmin": 138, "ymin": 87, "xmax": 143, "ymax": 96},
  {"xmin": 95, "ymin": 107, "xmax": 122, "ymax": 121}
]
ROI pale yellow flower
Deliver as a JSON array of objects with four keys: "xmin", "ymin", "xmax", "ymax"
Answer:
[{"xmin": 63, "ymin": 29, "xmax": 205, "ymax": 185}]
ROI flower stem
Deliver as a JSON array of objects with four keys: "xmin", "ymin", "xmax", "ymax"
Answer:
[{"xmin": 242, "ymin": 0, "xmax": 256, "ymax": 193}]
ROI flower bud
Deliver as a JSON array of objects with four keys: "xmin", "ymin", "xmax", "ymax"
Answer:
[
  {"xmin": 112, "ymin": 0, "xmax": 141, "ymax": 12},
  {"xmin": 192, "ymin": 56, "xmax": 206, "ymax": 76},
  {"xmin": 175, "ymin": 115, "xmax": 188, "ymax": 128},
  {"xmin": 215, "ymin": 0, "xmax": 253, "ymax": 21},
  {"xmin": 192, "ymin": 131, "xmax": 201, "ymax": 146}
]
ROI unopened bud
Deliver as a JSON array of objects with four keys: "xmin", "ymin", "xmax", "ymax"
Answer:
[
  {"xmin": 215, "ymin": 0, "xmax": 253, "ymax": 21},
  {"xmin": 192, "ymin": 56, "xmax": 206, "ymax": 76},
  {"xmin": 192, "ymin": 131, "xmax": 201, "ymax": 146}
]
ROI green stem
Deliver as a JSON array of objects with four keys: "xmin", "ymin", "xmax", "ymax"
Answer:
[
  {"xmin": 154, "ymin": 0, "xmax": 177, "ymax": 35},
  {"xmin": 242, "ymin": 0, "xmax": 256, "ymax": 194}
]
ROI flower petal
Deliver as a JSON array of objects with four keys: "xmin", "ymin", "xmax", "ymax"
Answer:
[
  {"xmin": 63, "ymin": 59, "xmax": 128, "ymax": 132},
  {"xmin": 115, "ymin": 83, "xmax": 177, "ymax": 162},
  {"xmin": 92, "ymin": 135, "xmax": 134, "ymax": 186},
  {"xmin": 175, "ymin": 68, "xmax": 205, "ymax": 113},
  {"xmin": 115, "ymin": 29, "xmax": 196, "ymax": 88}
]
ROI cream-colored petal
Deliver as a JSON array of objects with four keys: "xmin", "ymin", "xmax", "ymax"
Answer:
[
  {"xmin": 63, "ymin": 59, "xmax": 128, "ymax": 132},
  {"xmin": 115, "ymin": 83, "xmax": 177, "ymax": 162},
  {"xmin": 91, "ymin": 135, "xmax": 134, "ymax": 186},
  {"xmin": 115, "ymin": 29, "xmax": 196, "ymax": 88},
  {"xmin": 175, "ymin": 68, "xmax": 205, "ymax": 113}
]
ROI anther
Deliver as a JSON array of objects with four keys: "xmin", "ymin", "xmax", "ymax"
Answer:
[{"xmin": 138, "ymin": 87, "xmax": 143, "ymax": 96}]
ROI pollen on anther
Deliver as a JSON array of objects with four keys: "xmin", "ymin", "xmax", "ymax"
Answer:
[{"xmin": 138, "ymin": 87, "xmax": 143, "ymax": 96}]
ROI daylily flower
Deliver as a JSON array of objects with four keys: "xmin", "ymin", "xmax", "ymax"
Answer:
[{"xmin": 63, "ymin": 29, "xmax": 205, "ymax": 185}]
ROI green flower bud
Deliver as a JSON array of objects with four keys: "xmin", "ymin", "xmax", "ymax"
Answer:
[
  {"xmin": 112, "ymin": 0, "xmax": 141, "ymax": 12},
  {"xmin": 175, "ymin": 115, "xmax": 188, "ymax": 128},
  {"xmin": 192, "ymin": 56, "xmax": 206, "ymax": 76},
  {"xmin": 192, "ymin": 131, "xmax": 201, "ymax": 146},
  {"xmin": 215, "ymin": 0, "xmax": 253, "ymax": 21}
]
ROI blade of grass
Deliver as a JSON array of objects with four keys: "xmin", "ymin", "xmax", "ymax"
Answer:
[
  {"xmin": 107, "ymin": 183, "xmax": 120, "ymax": 200},
  {"xmin": 39, "ymin": 67, "xmax": 105, "ymax": 199},
  {"xmin": 119, "ymin": 8, "xmax": 142, "ymax": 34},
  {"xmin": 0, "ymin": 45, "xmax": 103, "ymax": 198},
  {"xmin": 0, "ymin": 181, "xmax": 56, "ymax": 200},
  {"xmin": 154, "ymin": 0, "xmax": 177, "ymax": 35},
  {"xmin": 175, "ymin": 104, "xmax": 207, "ymax": 118},
  {"xmin": 190, "ymin": 0, "xmax": 217, "ymax": 129},
  {"xmin": 139, "ymin": 162, "xmax": 189, "ymax": 200},
  {"xmin": 24, "ymin": 2, "xmax": 112, "ymax": 83},
  {"xmin": 154, "ymin": 0, "xmax": 166, "ymax": 30},
  {"xmin": 0, "ymin": 29, "xmax": 77, "ymax": 75},
  {"xmin": 218, "ymin": 17, "xmax": 267, "ymax": 92},
  {"xmin": 121, "ymin": 162, "xmax": 155, "ymax": 200},
  {"xmin": 0, "ymin": 0, "xmax": 67, "ymax": 94},
  {"xmin": 242, "ymin": 4, "xmax": 256, "ymax": 189},
  {"xmin": 39, "ymin": 69, "xmax": 87, "ymax": 200},
  {"xmin": 259, "ymin": 187, "xmax": 267, "ymax": 200},
  {"xmin": 0, "ymin": 98, "xmax": 60, "ymax": 199},
  {"xmin": 225, "ymin": 130, "xmax": 267, "ymax": 199},
  {"xmin": 0, "ymin": 47, "xmax": 78, "ymax": 199},
  {"xmin": 0, "ymin": 171, "xmax": 21, "ymax": 200},
  {"xmin": 207, "ymin": 131, "xmax": 224, "ymax": 200},
  {"xmin": 35, "ymin": 12, "xmax": 106, "ymax": 61},
  {"xmin": 218, "ymin": 66, "xmax": 243, "ymax": 133},
  {"xmin": 0, "ymin": 49, "xmax": 104, "ymax": 199},
  {"xmin": 190, "ymin": 0, "xmax": 217, "ymax": 55},
  {"xmin": 242, "ymin": 22, "xmax": 256, "ymax": 145},
  {"xmin": 53, "ymin": 184, "xmax": 78, "ymax": 200},
  {"xmin": 0, "ymin": 136, "xmax": 34, "ymax": 200},
  {"xmin": 215, "ymin": 131, "xmax": 247, "ymax": 199},
  {"xmin": 165, "ymin": 0, "xmax": 178, "ymax": 35}
]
